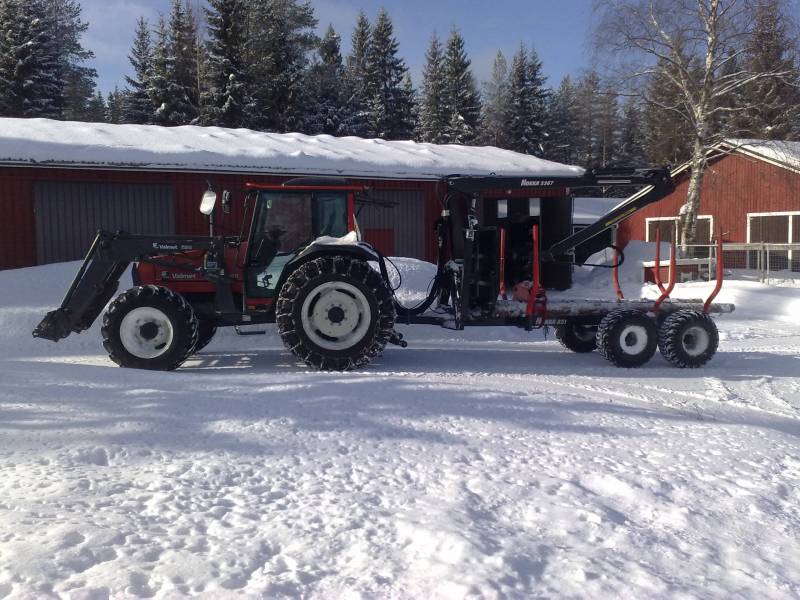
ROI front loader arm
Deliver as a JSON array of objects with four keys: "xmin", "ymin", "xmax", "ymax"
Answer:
[{"xmin": 33, "ymin": 230, "xmax": 215, "ymax": 342}]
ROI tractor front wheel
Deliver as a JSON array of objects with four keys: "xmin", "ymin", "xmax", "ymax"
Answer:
[
  {"xmin": 276, "ymin": 256, "xmax": 395, "ymax": 371},
  {"xmin": 101, "ymin": 285, "xmax": 198, "ymax": 370}
]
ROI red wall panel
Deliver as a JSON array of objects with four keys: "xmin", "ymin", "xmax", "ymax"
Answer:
[{"xmin": 619, "ymin": 153, "xmax": 800, "ymax": 245}]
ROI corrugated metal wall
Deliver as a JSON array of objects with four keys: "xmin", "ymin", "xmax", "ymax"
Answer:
[
  {"xmin": 356, "ymin": 190, "xmax": 426, "ymax": 259},
  {"xmin": 34, "ymin": 181, "xmax": 174, "ymax": 263}
]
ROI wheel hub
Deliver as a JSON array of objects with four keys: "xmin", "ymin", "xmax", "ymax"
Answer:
[
  {"xmin": 682, "ymin": 325, "xmax": 710, "ymax": 356},
  {"xmin": 301, "ymin": 281, "xmax": 372, "ymax": 351},
  {"xmin": 119, "ymin": 307, "xmax": 174, "ymax": 359},
  {"xmin": 619, "ymin": 325, "xmax": 648, "ymax": 355}
]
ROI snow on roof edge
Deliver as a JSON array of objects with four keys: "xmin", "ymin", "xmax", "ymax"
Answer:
[{"xmin": 0, "ymin": 117, "xmax": 585, "ymax": 181}]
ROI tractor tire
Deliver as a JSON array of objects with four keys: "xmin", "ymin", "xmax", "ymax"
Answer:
[
  {"xmin": 101, "ymin": 285, "xmax": 198, "ymax": 371},
  {"xmin": 276, "ymin": 256, "xmax": 395, "ymax": 371},
  {"xmin": 658, "ymin": 310, "xmax": 719, "ymax": 368},
  {"xmin": 555, "ymin": 320, "xmax": 597, "ymax": 353},
  {"xmin": 193, "ymin": 319, "xmax": 218, "ymax": 354},
  {"xmin": 596, "ymin": 309, "xmax": 658, "ymax": 368}
]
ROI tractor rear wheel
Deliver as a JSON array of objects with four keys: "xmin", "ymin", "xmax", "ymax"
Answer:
[
  {"xmin": 555, "ymin": 320, "xmax": 597, "ymax": 353},
  {"xmin": 596, "ymin": 309, "xmax": 658, "ymax": 368},
  {"xmin": 658, "ymin": 310, "xmax": 719, "ymax": 368},
  {"xmin": 101, "ymin": 285, "xmax": 198, "ymax": 370},
  {"xmin": 276, "ymin": 256, "xmax": 395, "ymax": 371}
]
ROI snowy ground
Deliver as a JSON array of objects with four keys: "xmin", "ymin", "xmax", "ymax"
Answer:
[{"xmin": 1, "ymin": 257, "xmax": 799, "ymax": 598}]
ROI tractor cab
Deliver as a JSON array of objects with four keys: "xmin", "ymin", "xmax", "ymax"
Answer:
[{"xmin": 240, "ymin": 180, "xmax": 359, "ymax": 300}]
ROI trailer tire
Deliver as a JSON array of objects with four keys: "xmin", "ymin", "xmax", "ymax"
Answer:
[
  {"xmin": 101, "ymin": 285, "xmax": 198, "ymax": 370},
  {"xmin": 555, "ymin": 321, "xmax": 597, "ymax": 353},
  {"xmin": 658, "ymin": 310, "xmax": 718, "ymax": 368},
  {"xmin": 276, "ymin": 256, "xmax": 395, "ymax": 371},
  {"xmin": 596, "ymin": 309, "xmax": 657, "ymax": 368},
  {"xmin": 193, "ymin": 319, "xmax": 217, "ymax": 353}
]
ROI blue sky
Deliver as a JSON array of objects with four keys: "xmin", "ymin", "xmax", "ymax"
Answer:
[{"xmin": 83, "ymin": 0, "xmax": 597, "ymax": 95}]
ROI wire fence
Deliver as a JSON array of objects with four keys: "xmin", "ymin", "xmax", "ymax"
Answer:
[{"xmin": 650, "ymin": 243, "xmax": 800, "ymax": 286}]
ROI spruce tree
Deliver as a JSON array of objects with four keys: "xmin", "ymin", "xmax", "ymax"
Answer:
[
  {"xmin": 525, "ymin": 48, "xmax": 548, "ymax": 154},
  {"xmin": 340, "ymin": 11, "xmax": 371, "ymax": 136},
  {"xmin": 443, "ymin": 29, "xmax": 480, "ymax": 144},
  {"xmin": 304, "ymin": 24, "xmax": 346, "ymax": 135},
  {"xmin": 417, "ymin": 33, "xmax": 448, "ymax": 143},
  {"xmin": 479, "ymin": 50, "xmax": 510, "ymax": 148},
  {"xmin": 106, "ymin": 86, "xmax": 125, "ymax": 124},
  {"xmin": 148, "ymin": 16, "xmax": 171, "ymax": 125},
  {"xmin": 123, "ymin": 17, "xmax": 154, "ymax": 124},
  {"xmin": 0, "ymin": 0, "xmax": 16, "ymax": 114},
  {"xmin": 163, "ymin": 0, "xmax": 199, "ymax": 125},
  {"xmin": 85, "ymin": 90, "xmax": 106, "ymax": 122},
  {"xmin": 543, "ymin": 75, "xmax": 579, "ymax": 163},
  {"xmin": 50, "ymin": 0, "xmax": 97, "ymax": 120},
  {"xmin": 246, "ymin": 0, "xmax": 318, "ymax": 132},
  {"xmin": 596, "ymin": 85, "xmax": 619, "ymax": 167},
  {"xmin": 201, "ymin": 0, "xmax": 248, "ymax": 127},
  {"xmin": 1, "ymin": 0, "xmax": 61, "ymax": 118},
  {"xmin": 365, "ymin": 9, "xmax": 413, "ymax": 139}
]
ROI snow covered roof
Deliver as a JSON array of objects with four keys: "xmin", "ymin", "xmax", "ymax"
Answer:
[
  {"xmin": 725, "ymin": 139, "xmax": 800, "ymax": 173},
  {"xmin": 572, "ymin": 197, "xmax": 624, "ymax": 224},
  {"xmin": 0, "ymin": 118, "xmax": 584, "ymax": 180}
]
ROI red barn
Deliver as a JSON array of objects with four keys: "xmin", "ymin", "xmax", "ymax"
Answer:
[
  {"xmin": 619, "ymin": 140, "xmax": 800, "ymax": 270},
  {"xmin": 0, "ymin": 118, "xmax": 580, "ymax": 271}
]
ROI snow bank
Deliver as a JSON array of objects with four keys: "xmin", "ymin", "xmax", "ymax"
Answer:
[{"xmin": 0, "ymin": 117, "xmax": 584, "ymax": 180}]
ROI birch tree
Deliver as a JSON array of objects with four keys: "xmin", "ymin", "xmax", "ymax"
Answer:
[{"xmin": 595, "ymin": 0, "xmax": 796, "ymax": 247}]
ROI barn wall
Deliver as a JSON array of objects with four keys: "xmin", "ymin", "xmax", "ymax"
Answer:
[{"xmin": 618, "ymin": 153, "xmax": 800, "ymax": 246}]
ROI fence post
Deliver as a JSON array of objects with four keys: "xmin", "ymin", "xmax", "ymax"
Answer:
[{"xmin": 766, "ymin": 245, "xmax": 771, "ymax": 284}]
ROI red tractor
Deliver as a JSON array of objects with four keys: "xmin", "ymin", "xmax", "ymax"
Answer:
[{"xmin": 33, "ymin": 169, "xmax": 733, "ymax": 371}]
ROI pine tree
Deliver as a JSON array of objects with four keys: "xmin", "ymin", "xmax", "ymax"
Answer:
[
  {"xmin": 417, "ymin": 33, "xmax": 448, "ymax": 143},
  {"xmin": 596, "ymin": 85, "xmax": 619, "ymax": 167},
  {"xmin": 616, "ymin": 96, "xmax": 646, "ymax": 165},
  {"xmin": 106, "ymin": 86, "xmax": 125, "ymax": 123},
  {"xmin": 443, "ymin": 29, "xmax": 480, "ymax": 144},
  {"xmin": 246, "ymin": 0, "xmax": 318, "ymax": 132},
  {"xmin": 479, "ymin": 50, "xmax": 510, "ymax": 148},
  {"xmin": 200, "ymin": 0, "xmax": 248, "ymax": 127},
  {"xmin": 642, "ymin": 56, "xmax": 693, "ymax": 165},
  {"xmin": 340, "ymin": 10, "xmax": 371, "ymax": 136},
  {"xmin": 0, "ymin": 0, "xmax": 17, "ymax": 114},
  {"xmin": 162, "ymin": 0, "xmax": 199, "ymax": 125},
  {"xmin": 365, "ymin": 9, "xmax": 413, "ymax": 139},
  {"xmin": 123, "ymin": 17, "xmax": 154, "ymax": 124},
  {"xmin": 738, "ymin": 0, "xmax": 800, "ymax": 139},
  {"xmin": 543, "ymin": 75, "xmax": 579, "ymax": 163},
  {"xmin": 573, "ymin": 70, "xmax": 604, "ymax": 166},
  {"xmin": 304, "ymin": 24, "xmax": 346, "ymax": 134}
]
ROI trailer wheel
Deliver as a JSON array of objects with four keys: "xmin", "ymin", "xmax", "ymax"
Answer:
[
  {"xmin": 596, "ymin": 309, "xmax": 658, "ymax": 368},
  {"xmin": 276, "ymin": 256, "xmax": 395, "ymax": 371},
  {"xmin": 193, "ymin": 319, "xmax": 217, "ymax": 353},
  {"xmin": 101, "ymin": 285, "xmax": 198, "ymax": 370},
  {"xmin": 555, "ymin": 321, "xmax": 597, "ymax": 353},
  {"xmin": 658, "ymin": 310, "xmax": 718, "ymax": 368}
]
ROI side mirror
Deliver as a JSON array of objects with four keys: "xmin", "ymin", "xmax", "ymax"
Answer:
[
  {"xmin": 222, "ymin": 190, "xmax": 231, "ymax": 214},
  {"xmin": 200, "ymin": 190, "xmax": 217, "ymax": 215}
]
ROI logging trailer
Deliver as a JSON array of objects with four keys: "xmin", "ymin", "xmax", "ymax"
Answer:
[{"xmin": 33, "ymin": 167, "xmax": 733, "ymax": 371}]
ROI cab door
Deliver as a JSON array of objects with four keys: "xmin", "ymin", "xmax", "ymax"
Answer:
[{"xmin": 244, "ymin": 190, "xmax": 349, "ymax": 300}]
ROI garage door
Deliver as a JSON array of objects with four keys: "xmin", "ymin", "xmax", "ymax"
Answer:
[
  {"xmin": 356, "ymin": 190, "xmax": 426, "ymax": 259},
  {"xmin": 34, "ymin": 181, "xmax": 175, "ymax": 264}
]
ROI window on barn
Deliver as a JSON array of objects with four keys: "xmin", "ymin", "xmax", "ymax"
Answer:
[
  {"xmin": 646, "ymin": 216, "xmax": 713, "ymax": 257},
  {"xmin": 747, "ymin": 212, "xmax": 799, "ymax": 272}
]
